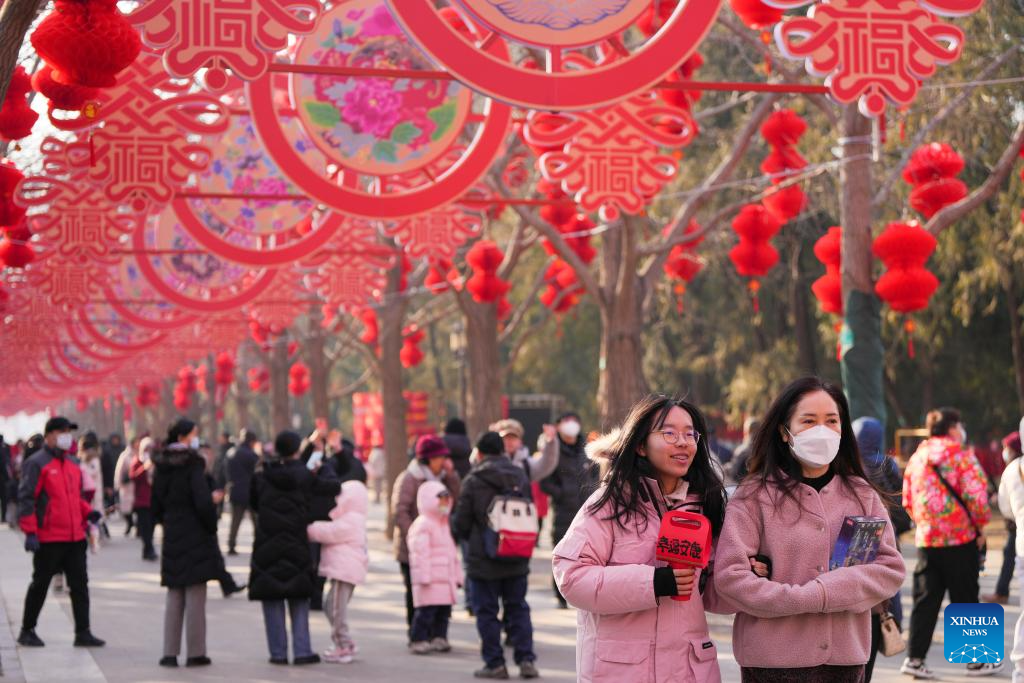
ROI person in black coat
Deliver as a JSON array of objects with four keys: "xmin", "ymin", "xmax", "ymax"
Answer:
[
  {"xmin": 226, "ymin": 429, "xmax": 259, "ymax": 555},
  {"xmin": 249, "ymin": 430, "xmax": 340, "ymax": 665},
  {"xmin": 443, "ymin": 418, "xmax": 473, "ymax": 479},
  {"xmin": 151, "ymin": 419, "xmax": 219, "ymax": 668},
  {"xmin": 539, "ymin": 412, "xmax": 598, "ymax": 608}
]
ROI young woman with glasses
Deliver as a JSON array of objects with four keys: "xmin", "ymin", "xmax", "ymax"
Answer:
[
  {"xmin": 714, "ymin": 377, "xmax": 905, "ymax": 683},
  {"xmin": 551, "ymin": 394, "xmax": 732, "ymax": 683}
]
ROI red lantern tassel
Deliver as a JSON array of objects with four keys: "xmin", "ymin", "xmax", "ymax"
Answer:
[
  {"xmin": 674, "ymin": 282, "xmax": 685, "ymax": 315},
  {"xmin": 904, "ymin": 318, "xmax": 916, "ymax": 359},
  {"xmin": 748, "ymin": 279, "xmax": 761, "ymax": 314},
  {"xmin": 879, "ymin": 112, "xmax": 887, "ymax": 146},
  {"xmin": 761, "ymin": 31, "xmax": 772, "ymax": 74}
]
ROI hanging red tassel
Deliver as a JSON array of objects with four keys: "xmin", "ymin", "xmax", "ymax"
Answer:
[
  {"xmin": 748, "ymin": 279, "xmax": 761, "ymax": 314},
  {"xmin": 904, "ymin": 318, "xmax": 917, "ymax": 359}
]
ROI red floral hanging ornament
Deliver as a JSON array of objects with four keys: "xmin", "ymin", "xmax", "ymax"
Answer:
[
  {"xmin": 0, "ymin": 67, "xmax": 39, "ymax": 141},
  {"xmin": 729, "ymin": 204, "xmax": 783, "ymax": 312},
  {"xmin": 0, "ymin": 221, "xmax": 35, "ymax": 269},
  {"xmin": 0, "ymin": 160, "xmax": 26, "ymax": 226},
  {"xmin": 902, "ymin": 143, "xmax": 968, "ymax": 218},
  {"xmin": 872, "ymin": 220, "xmax": 939, "ymax": 358},
  {"xmin": 662, "ymin": 220, "xmax": 704, "ymax": 313},
  {"xmin": 760, "ymin": 109, "xmax": 808, "ymax": 223},
  {"xmin": 465, "ymin": 240, "xmax": 510, "ymax": 304},
  {"xmin": 31, "ymin": 0, "xmax": 142, "ymax": 88},
  {"xmin": 400, "ymin": 326, "xmax": 426, "ymax": 369},
  {"xmin": 811, "ymin": 226, "xmax": 843, "ymax": 360},
  {"xmin": 288, "ymin": 361, "xmax": 311, "ymax": 396},
  {"xmin": 31, "ymin": 64, "xmax": 100, "ymax": 112}
]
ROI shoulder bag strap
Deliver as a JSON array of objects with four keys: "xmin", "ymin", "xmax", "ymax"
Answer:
[{"xmin": 930, "ymin": 464, "xmax": 982, "ymax": 535}]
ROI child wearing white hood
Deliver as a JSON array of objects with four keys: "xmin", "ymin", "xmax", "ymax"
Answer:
[{"xmin": 307, "ymin": 480, "xmax": 369, "ymax": 664}]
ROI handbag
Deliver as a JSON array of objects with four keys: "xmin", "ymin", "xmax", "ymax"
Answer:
[
  {"xmin": 930, "ymin": 465, "xmax": 986, "ymax": 569},
  {"xmin": 878, "ymin": 608, "xmax": 906, "ymax": 656}
]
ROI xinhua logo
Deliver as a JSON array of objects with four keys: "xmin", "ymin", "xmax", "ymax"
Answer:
[{"xmin": 943, "ymin": 603, "xmax": 1004, "ymax": 664}]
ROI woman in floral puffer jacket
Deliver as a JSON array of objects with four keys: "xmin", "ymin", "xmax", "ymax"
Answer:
[{"xmin": 901, "ymin": 407, "xmax": 995, "ymax": 678}]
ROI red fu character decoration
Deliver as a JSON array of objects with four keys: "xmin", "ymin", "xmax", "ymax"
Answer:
[
  {"xmin": 655, "ymin": 511, "xmax": 712, "ymax": 602},
  {"xmin": 872, "ymin": 220, "xmax": 939, "ymax": 358}
]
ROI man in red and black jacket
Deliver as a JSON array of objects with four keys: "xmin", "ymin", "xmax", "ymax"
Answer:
[{"xmin": 16, "ymin": 417, "xmax": 105, "ymax": 648}]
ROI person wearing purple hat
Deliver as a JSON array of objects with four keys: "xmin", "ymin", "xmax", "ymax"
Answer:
[{"xmin": 391, "ymin": 434, "xmax": 461, "ymax": 641}]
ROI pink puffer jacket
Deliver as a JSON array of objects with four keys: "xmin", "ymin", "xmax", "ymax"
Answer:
[
  {"xmin": 407, "ymin": 480, "xmax": 463, "ymax": 608},
  {"xmin": 552, "ymin": 481, "xmax": 732, "ymax": 683},
  {"xmin": 307, "ymin": 481, "xmax": 369, "ymax": 585}
]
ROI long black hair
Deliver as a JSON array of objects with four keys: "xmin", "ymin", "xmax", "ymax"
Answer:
[
  {"xmin": 166, "ymin": 418, "xmax": 196, "ymax": 445},
  {"xmin": 742, "ymin": 376, "xmax": 881, "ymax": 511},
  {"xmin": 588, "ymin": 394, "xmax": 727, "ymax": 537}
]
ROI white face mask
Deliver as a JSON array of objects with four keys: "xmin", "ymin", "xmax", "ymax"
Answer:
[
  {"xmin": 787, "ymin": 425, "xmax": 842, "ymax": 469},
  {"xmin": 1004, "ymin": 449, "xmax": 1015, "ymax": 465},
  {"xmin": 958, "ymin": 426, "xmax": 967, "ymax": 445},
  {"xmin": 56, "ymin": 433, "xmax": 73, "ymax": 451},
  {"xmin": 558, "ymin": 421, "xmax": 581, "ymax": 439},
  {"xmin": 189, "ymin": 436, "xmax": 200, "ymax": 450}
]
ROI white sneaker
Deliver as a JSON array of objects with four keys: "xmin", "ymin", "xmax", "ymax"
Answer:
[
  {"xmin": 901, "ymin": 658, "xmax": 936, "ymax": 679},
  {"xmin": 322, "ymin": 646, "xmax": 354, "ymax": 664},
  {"xmin": 967, "ymin": 661, "xmax": 1004, "ymax": 677},
  {"xmin": 430, "ymin": 637, "xmax": 452, "ymax": 652},
  {"xmin": 410, "ymin": 641, "xmax": 432, "ymax": 655}
]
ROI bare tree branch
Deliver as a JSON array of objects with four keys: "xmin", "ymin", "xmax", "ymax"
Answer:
[
  {"xmin": 638, "ymin": 93, "xmax": 778, "ymax": 288},
  {"xmin": 498, "ymin": 263, "xmax": 549, "ymax": 344},
  {"xmin": 873, "ymin": 46, "xmax": 1019, "ymax": 209},
  {"xmin": 926, "ymin": 119, "xmax": 1024, "ymax": 236},
  {"xmin": 0, "ymin": 0, "xmax": 46, "ymax": 103},
  {"xmin": 327, "ymin": 367, "xmax": 373, "ymax": 400}
]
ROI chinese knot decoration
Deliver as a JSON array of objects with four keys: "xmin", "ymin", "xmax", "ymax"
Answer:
[
  {"xmin": 760, "ymin": 109, "xmax": 809, "ymax": 223},
  {"xmin": 729, "ymin": 204, "xmax": 783, "ymax": 312},
  {"xmin": 128, "ymin": 0, "xmax": 322, "ymax": 90},
  {"xmin": 770, "ymin": 0, "xmax": 982, "ymax": 117},
  {"xmin": 872, "ymin": 220, "xmax": 939, "ymax": 358},
  {"xmin": 902, "ymin": 142, "xmax": 968, "ymax": 218},
  {"xmin": 523, "ymin": 67, "xmax": 697, "ymax": 221}
]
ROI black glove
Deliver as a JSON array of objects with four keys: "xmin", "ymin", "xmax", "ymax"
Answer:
[
  {"xmin": 653, "ymin": 566, "xmax": 678, "ymax": 597},
  {"xmin": 24, "ymin": 533, "xmax": 40, "ymax": 553},
  {"xmin": 87, "ymin": 510, "xmax": 102, "ymax": 524}
]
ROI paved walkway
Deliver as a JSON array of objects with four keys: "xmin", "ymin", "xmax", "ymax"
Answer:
[{"xmin": 0, "ymin": 504, "xmax": 1016, "ymax": 682}]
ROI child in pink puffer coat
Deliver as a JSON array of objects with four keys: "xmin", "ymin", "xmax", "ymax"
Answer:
[
  {"xmin": 407, "ymin": 480, "xmax": 463, "ymax": 655},
  {"xmin": 307, "ymin": 480, "xmax": 368, "ymax": 664}
]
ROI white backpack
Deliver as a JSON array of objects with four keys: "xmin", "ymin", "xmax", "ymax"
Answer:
[{"xmin": 485, "ymin": 486, "xmax": 537, "ymax": 559}]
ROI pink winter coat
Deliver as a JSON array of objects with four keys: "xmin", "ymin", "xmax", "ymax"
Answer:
[
  {"xmin": 714, "ymin": 474, "xmax": 905, "ymax": 668},
  {"xmin": 407, "ymin": 480, "xmax": 463, "ymax": 608},
  {"xmin": 552, "ymin": 480, "xmax": 731, "ymax": 683},
  {"xmin": 307, "ymin": 481, "xmax": 369, "ymax": 586}
]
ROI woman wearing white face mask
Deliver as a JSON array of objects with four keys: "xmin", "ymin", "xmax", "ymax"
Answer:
[{"xmin": 715, "ymin": 377, "xmax": 905, "ymax": 683}]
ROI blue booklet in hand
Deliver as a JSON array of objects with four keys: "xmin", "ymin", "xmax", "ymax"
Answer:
[{"xmin": 830, "ymin": 516, "xmax": 887, "ymax": 570}]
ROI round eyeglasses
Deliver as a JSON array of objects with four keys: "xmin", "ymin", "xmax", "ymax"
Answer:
[{"xmin": 653, "ymin": 429, "xmax": 701, "ymax": 446}]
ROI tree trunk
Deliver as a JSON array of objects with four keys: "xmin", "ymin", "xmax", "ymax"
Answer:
[
  {"xmin": 790, "ymin": 241, "xmax": 819, "ymax": 375},
  {"xmin": 379, "ymin": 265, "xmax": 409, "ymax": 531},
  {"xmin": 269, "ymin": 337, "xmax": 290, "ymax": 433},
  {"xmin": 839, "ymin": 106, "xmax": 887, "ymax": 426},
  {"xmin": 597, "ymin": 221, "xmax": 650, "ymax": 428},
  {"xmin": 0, "ymin": 0, "xmax": 46, "ymax": 103},
  {"xmin": 462, "ymin": 298, "xmax": 503, "ymax": 438},
  {"xmin": 427, "ymin": 323, "xmax": 451, "ymax": 417},
  {"xmin": 305, "ymin": 312, "xmax": 331, "ymax": 422},
  {"xmin": 233, "ymin": 375, "xmax": 251, "ymax": 435},
  {"xmin": 204, "ymin": 354, "xmax": 218, "ymax": 439},
  {"xmin": 1003, "ymin": 268, "xmax": 1024, "ymax": 416}
]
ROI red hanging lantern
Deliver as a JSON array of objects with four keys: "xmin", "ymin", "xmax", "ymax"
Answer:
[
  {"xmin": 811, "ymin": 227, "xmax": 843, "ymax": 315},
  {"xmin": 288, "ymin": 361, "xmax": 311, "ymax": 396},
  {"xmin": 762, "ymin": 183, "xmax": 807, "ymax": 222},
  {"xmin": 31, "ymin": 0, "xmax": 142, "ymax": 88},
  {"xmin": 902, "ymin": 143, "xmax": 969, "ymax": 218},
  {"xmin": 873, "ymin": 221, "xmax": 939, "ymax": 358},
  {"xmin": 173, "ymin": 365, "xmax": 197, "ymax": 412},
  {"xmin": 358, "ymin": 307, "xmax": 378, "ymax": 347},
  {"xmin": 0, "ymin": 160, "xmax": 26, "ymax": 226},
  {"xmin": 761, "ymin": 109, "xmax": 808, "ymax": 148},
  {"xmin": 730, "ymin": 0, "xmax": 784, "ymax": 30},
  {"xmin": 729, "ymin": 204, "xmax": 782, "ymax": 312},
  {"xmin": 31, "ymin": 64, "xmax": 100, "ymax": 111},
  {"xmin": 247, "ymin": 366, "xmax": 270, "ymax": 394},
  {"xmin": 400, "ymin": 327, "xmax": 426, "ymax": 369},
  {"xmin": 425, "ymin": 257, "xmax": 452, "ymax": 294},
  {"xmin": 195, "ymin": 364, "xmax": 209, "ymax": 396},
  {"xmin": 0, "ymin": 223, "xmax": 35, "ymax": 268},
  {"xmin": 637, "ymin": 0, "xmax": 678, "ymax": 37},
  {"xmin": 0, "ymin": 67, "xmax": 39, "ymax": 141},
  {"xmin": 663, "ymin": 220, "xmax": 704, "ymax": 313},
  {"xmin": 465, "ymin": 240, "xmax": 510, "ymax": 304}
]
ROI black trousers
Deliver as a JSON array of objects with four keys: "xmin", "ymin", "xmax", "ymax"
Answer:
[
  {"xmin": 0, "ymin": 479, "xmax": 10, "ymax": 523},
  {"xmin": 136, "ymin": 507, "xmax": 156, "ymax": 557},
  {"xmin": 400, "ymin": 562, "xmax": 414, "ymax": 631},
  {"xmin": 908, "ymin": 542, "xmax": 980, "ymax": 660},
  {"xmin": 551, "ymin": 528, "xmax": 567, "ymax": 606},
  {"xmin": 22, "ymin": 540, "xmax": 90, "ymax": 633}
]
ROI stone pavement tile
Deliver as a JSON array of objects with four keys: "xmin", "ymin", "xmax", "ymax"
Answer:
[{"xmin": 0, "ymin": 533, "xmax": 106, "ymax": 683}]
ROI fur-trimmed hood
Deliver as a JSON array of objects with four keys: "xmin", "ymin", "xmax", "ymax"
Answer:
[{"xmin": 584, "ymin": 429, "xmax": 620, "ymax": 463}]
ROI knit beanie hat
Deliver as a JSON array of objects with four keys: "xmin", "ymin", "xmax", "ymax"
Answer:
[
  {"xmin": 415, "ymin": 435, "xmax": 450, "ymax": 463},
  {"xmin": 476, "ymin": 431, "xmax": 504, "ymax": 457}
]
